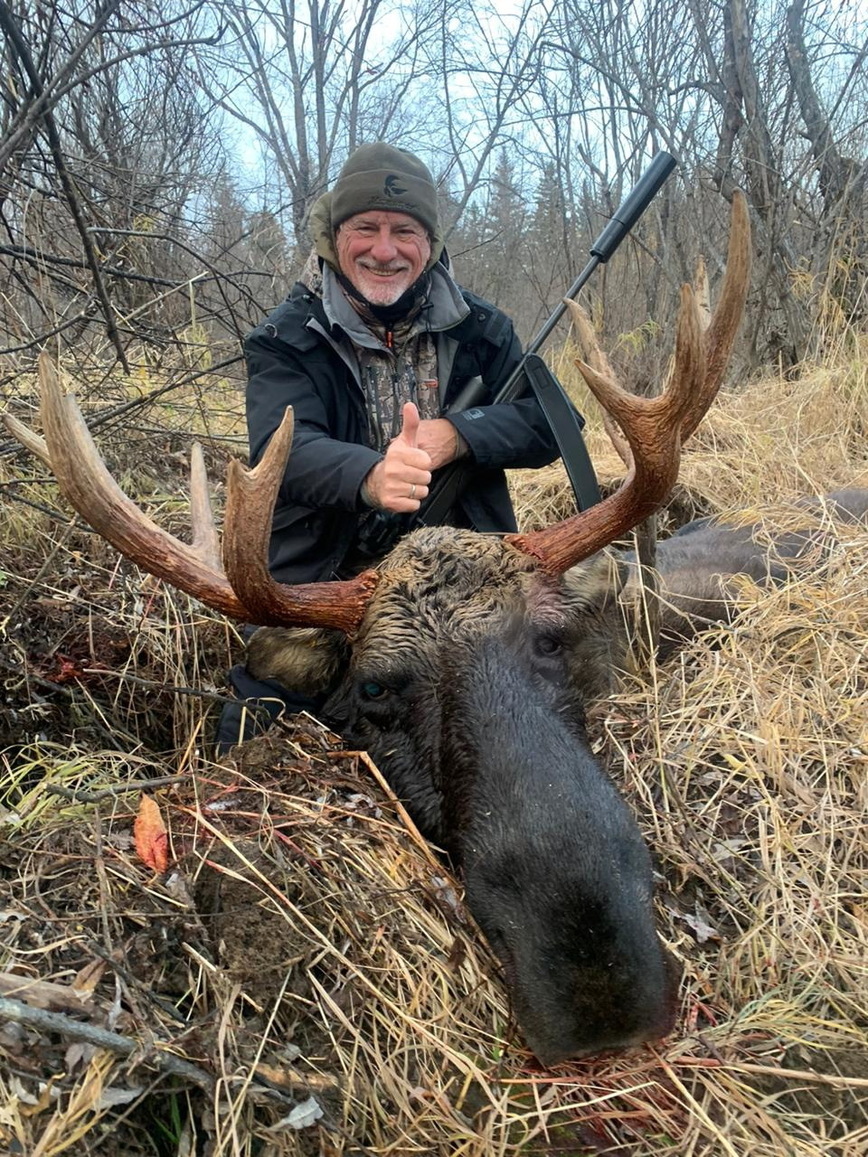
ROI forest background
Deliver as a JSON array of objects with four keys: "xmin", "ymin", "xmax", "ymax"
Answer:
[{"xmin": 0, "ymin": 0, "xmax": 866, "ymax": 402}]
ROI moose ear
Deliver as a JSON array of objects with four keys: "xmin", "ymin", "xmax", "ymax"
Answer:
[
  {"xmin": 246, "ymin": 627, "xmax": 349, "ymax": 696},
  {"xmin": 563, "ymin": 549, "xmax": 630, "ymax": 612}
]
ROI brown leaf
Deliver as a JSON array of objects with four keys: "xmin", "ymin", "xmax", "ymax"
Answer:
[
  {"xmin": 134, "ymin": 795, "xmax": 169, "ymax": 873},
  {"xmin": 0, "ymin": 972, "xmax": 102, "ymax": 1016},
  {"xmin": 72, "ymin": 957, "xmax": 107, "ymax": 997}
]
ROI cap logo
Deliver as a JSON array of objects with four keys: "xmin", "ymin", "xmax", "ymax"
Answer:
[{"xmin": 384, "ymin": 174, "xmax": 407, "ymax": 197}]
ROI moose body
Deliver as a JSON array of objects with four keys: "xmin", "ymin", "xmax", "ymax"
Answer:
[{"xmin": 626, "ymin": 487, "xmax": 868, "ymax": 658}]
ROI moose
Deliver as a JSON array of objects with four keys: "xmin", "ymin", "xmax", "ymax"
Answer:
[{"xmin": 12, "ymin": 192, "xmax": 863, "ymax": 1065}]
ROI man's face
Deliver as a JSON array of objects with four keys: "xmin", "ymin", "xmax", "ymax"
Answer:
[{"xmin": 335, "ymin": 211, "xmax": 432, "ymax": 306}]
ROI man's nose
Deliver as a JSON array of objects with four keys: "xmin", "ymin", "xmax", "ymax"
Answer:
[{"xmin": 369, "ymin": 228, "xmax": 399, "ymax": 261}]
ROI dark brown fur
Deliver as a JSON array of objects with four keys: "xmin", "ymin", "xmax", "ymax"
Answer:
[
  {"xmin": 614, "ymin": 488, "xmax": 868, "ymax": 659},
  {"xmin": 249, "ymin": 528, "xmax": 677, "ymax": 1062}
]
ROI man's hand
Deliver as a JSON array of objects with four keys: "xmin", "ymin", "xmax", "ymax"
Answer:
[
  {"xmin": 415, "ymin": 416, "xmax": 465, "ymax": 470},
  {"xmin": 362, "ymin": 403, "xmax": 433, "ymax": 513}
]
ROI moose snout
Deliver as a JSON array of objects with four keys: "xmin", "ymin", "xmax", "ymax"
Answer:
[
  {"xmin": 519, "ymin": 941, "xmax": 682, "ymax": 1067},
  {"xmin": 444, "ymin": 627, "xmax": 683, "ymax": 1067}
]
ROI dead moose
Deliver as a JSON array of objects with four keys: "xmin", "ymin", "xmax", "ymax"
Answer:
[{"xmin": 7, "ymin": 190, "xmax": 827, "ymax": 1065}]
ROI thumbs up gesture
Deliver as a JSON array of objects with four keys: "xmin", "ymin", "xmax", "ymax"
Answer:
[{"xmin": 362, "ymin": 403, "xmax": 433, "ymax": 513}]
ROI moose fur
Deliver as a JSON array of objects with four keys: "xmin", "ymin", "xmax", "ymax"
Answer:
[
  {"xmin": 620, "ymin": 487, "xmax": 868, "ymax": 658},
  {"xmin": 245, "ymin": 488, "xmax": 868, "ymax": 1063}
]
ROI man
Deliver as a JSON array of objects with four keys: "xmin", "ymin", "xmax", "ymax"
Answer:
[{"xmin": 217, "ymin": 142, "xmax": 562, "ymax": 749}]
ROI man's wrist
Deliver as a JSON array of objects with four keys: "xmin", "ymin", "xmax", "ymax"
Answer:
[
  {"xmin": 452, "ymin": 424, "xmax": 469, "ymax": 460},
  {"xmin": 360, "ymin": 476, "xmax": 378, "ymax": 508},
  {"xmin": 360, "ymin": 455, "xmax": 387, "ymax": 509}
]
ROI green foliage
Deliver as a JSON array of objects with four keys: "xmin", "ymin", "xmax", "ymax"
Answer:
[{"xmin": 615, "ymin": 319, "xmax": 662, "ymax": 355}]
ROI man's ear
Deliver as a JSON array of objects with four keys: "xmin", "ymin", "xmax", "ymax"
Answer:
[{"xmin": 246, "ymin": 627, "xmax": 349, "ymax": 696}]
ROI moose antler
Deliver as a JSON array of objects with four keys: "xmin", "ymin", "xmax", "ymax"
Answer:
[
  {"xmin": 4, "ymin": 355, "xmax": 377, "ymax": 633},
  {"xmin": 510, "ymin": 190, "xmax": 751, "ymax": 575}
]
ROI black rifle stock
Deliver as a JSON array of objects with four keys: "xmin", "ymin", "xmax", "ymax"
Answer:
[{"xmin": 356, "ymin": 152, "xmax": 678, "ymax": 553}]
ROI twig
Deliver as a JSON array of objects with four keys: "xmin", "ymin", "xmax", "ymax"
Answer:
[
  {"xmin": 0, "ymin": 353, "xmax": 243, "ymax": 461},
  {"xmin": 82, "ymin": 668, "xmax": 234, "ymax": 704},
  {"xmin": 0, "ymin": 0, "xmax": 123, "ymax": 184},
  {"xmin": 339, "ymin": 748, "xmax": 448, "ymax": 871},
  {"xmin": 0, "ymin": 3, "xmax": 130, "ymax": 370},
  {"xmin": 0, "ymin": 994, "xmax": 214, "ymax": 1089},
  {"xmin": 0, "ymin": 484, "xmax": 68, "ymax": 520},
  {"xmin": 0, "ymin": 306, "xmax": 98, "ymax": 355},
  {"xmin": 0, "ymin": 241, "xmax": 268, "ymax": 288},
  {"xmin": 0, "ymin": 241, "xmax": 187, "ymax": 287},
  {"xmin": 43, "ymin": 774, "xmax": 192, "ymax": 802},
  {"xmin": 82, "ymin": 940, "xmax": 192, "ymax": 1025},
  {"xmin": 88, "ymin": 354, "xmax": 244, "ymax": 432},
  {"xmin": 0, "ymin": 995, "xmax": 334, "ymax": 1108}
]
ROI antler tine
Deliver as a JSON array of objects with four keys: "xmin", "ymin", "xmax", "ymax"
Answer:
[
  {"xmin": 35, "ymin": 352, "xmax": 248, "ymax": 619},
  {"xmin": 693, "ymin": 256, "xmax": 711, "ymax": 333},
  {"xmin": 190, "ymin": 442, "xmax": 222, "ymax": 572},
  {"xmin": 693, "ymin": 190, "xmax": 751, "ymax": 435},
  {"xmin": 569, "ymin": 299, "xmax": 631, "ymax": 468},
  {"xmin": 222, "ymin": 407, "xmax": 377, "ymax": 633},
  {"xmin": 570, "ymin": 298, "xmax": 616, "ymax": 380},
  {"xmin": 16, "ymin": 354, "xmax": 377, "ymax": 633},
  {"xmin": 510, "ymin": 191, "xmax": 751, "ymax": 575},
  {"xmin": 2, "ymin": 411, "xmax": 52, "ymax": 466}
]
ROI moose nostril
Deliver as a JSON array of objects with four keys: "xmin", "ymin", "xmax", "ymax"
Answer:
[{"xmin": 523, "ymin": 943, "xmax": 681, "ymax": 1067}]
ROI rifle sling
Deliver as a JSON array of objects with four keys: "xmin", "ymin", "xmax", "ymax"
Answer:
[
  {"xmin": 521, "ymin": 354, "xmax": 601, "ymax": 512},
  {"xmin": 418, "ymin": 356, "xmax": 600, "ymax": 528}
]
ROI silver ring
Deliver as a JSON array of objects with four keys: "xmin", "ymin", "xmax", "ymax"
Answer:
[{"xmin": 409, "ymin": 483, "xmax": 417, "ymax": 500}]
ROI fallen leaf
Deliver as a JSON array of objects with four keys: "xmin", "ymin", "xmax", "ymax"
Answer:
[
  {"xmin": 66, "ymin": 1041, "xmax": 97, "ymax": 1071},
  {"xmin": 134, "ymin": 795, "xmax": 169, "ymax": 873},
  {"xmin": 163, "ymin": 870, "xmax": 196, "ymax": 907},
  {"xmin": 97, "ymin": 1086, "xmax": 145, "ymax": 1109},
  {"xmin": 682, "ymin": 905, "xmax": 720, "ymax": 944},
  {"xmin": 72, "ymin": 957, "xmax": 106, "ymax": 996},
  {"xmin": 284, "ymin": 1096, "xmax": 324, "ymax": 1130},
  {"xmin": 0, "ymin": 972, "xmax": 102, "ymax": 1016}
]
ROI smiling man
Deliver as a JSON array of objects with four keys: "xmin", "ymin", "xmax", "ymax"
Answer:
[
  {"xmin": 219, "ymin": 142, "xmax": 562, "ymax": 748},
  {"xmin": 334, "ymin": 210, "xmax": 429, "ymax": 306}
]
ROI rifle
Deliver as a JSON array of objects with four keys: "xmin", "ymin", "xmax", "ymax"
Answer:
[{"xmin": 354, "ymin": 151, "xmax": 678, "ymax": 560}]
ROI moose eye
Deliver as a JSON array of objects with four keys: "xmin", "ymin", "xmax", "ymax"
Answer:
[
  {"xmin": 535, "ymin": 633, "xmax": 563, "ymax": 656},
  {"xmin": 360, "ymin": 680, "xmax": 388, "ymax": 700}
]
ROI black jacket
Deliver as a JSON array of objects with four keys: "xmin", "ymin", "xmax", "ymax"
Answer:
[{"xmin": 245, "ymin": 280, "xmax": 561, "ymax": 583}]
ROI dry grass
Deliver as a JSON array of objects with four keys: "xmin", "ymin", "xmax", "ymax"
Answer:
[
  {"xmin": 513, "ymin": 329, "xmax": 868, "ymax": 519},
  {"xmin": 1, "ymin": 340, "xmax": 867, "ymax": 1155}
]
